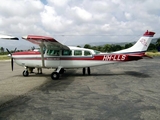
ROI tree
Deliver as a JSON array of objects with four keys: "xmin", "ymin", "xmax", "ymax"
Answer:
[
  {"xmin": 0, "ymin": 47, "xmax": 4, "ymax": 53},
  {"xmin": 156, "ymin": 38, "xmax": 160, "ymax": 52},
  {"xmin": 156, "ymin": 38, "xmax": 160, "ymax": 46},
  {"xmin": 125, "ymin": 43, "xmax": 133, "ymax": 49},
  {"xmin": 103, "ymin": 44, "xmax": 112, "ymax": 52},
  {"xmin": 148, "ymin": 43, "xmax": 156, "ymax": 51},
  {"xmin": 31, "ymin": 46, "xmax": 35, "ymax": 51},
  {"xmin": 84, "ymin": 44, "xmax": 91, "ymax": 49}
]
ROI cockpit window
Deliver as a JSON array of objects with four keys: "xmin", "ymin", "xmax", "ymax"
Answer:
[
  {"xmin": 84, "ymin": 51, "xmax": 91, "ymax": 56},
  {"xmin": 74, "ymin": 50, "xmax": 82, "ymax": 56},
  {"xmin": 62, "ymin": 50, "xmax": 72, "ymax": 56},
  {"xmin": 47, "ymin": 50, "xmax": 60, "ymax": 56}
]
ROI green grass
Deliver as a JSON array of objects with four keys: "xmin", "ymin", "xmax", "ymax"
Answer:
[
  {"xmin": 0, "ymin": 55, "xmax": 10, "ymax": 60},
  {"xmin": 146, "ymin": 52, "xmax": 160, "ymax": 57}
]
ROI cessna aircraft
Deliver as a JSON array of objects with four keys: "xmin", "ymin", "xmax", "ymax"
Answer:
[{"xmin": 0, "ymin": 30, "xmax": 155, "ymax": 80}]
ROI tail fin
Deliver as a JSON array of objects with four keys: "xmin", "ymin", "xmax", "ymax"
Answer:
[{"xmin": 114, "ymin": 30, "xmax": 155, "ymax": 54}]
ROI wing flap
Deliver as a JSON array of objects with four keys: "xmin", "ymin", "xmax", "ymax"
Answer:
[{"xmin": 22, "ymin": 35, "xmax": 69, "ymax": 50}]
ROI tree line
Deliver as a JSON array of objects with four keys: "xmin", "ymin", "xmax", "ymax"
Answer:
[
  {"xmin": 0, "ymin": 38, "xmax": 160, "ymax": 55},
  {"xmin": 83, "ymin": 38, "xmax": 160, "ymax": 52}
]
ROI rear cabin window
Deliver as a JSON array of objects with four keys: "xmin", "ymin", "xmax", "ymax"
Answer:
[
  {"xmin": 47, "ymin": 50, "xmax": 60, "ymax": 56},
  {"xmin": 84, "ymin": 51, "xmax": 91, "ymax": 56},
  {"xmin": 74, "ymin": 50, "xmax": 82, "ymax": 56},
  {"xmin": 62, "ymin": 50, "xmax": 72, "ymax": 56}
]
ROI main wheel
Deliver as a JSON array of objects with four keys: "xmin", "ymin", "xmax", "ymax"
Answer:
[
  {"xmin": 83, "ymin": 68, "xmax": 86, "ymax": 75},
  {"xmin": 51, "ymin": 72, "xmax": 59, "ymax": 80},
  {"xmin": 23, "ymin": 70, "xmax": 29, "ymax": 77}
]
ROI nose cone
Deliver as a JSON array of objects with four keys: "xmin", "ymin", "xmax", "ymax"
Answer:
[{"xmin": 7, "ymin": 54, "xmax": 11, "ymax": 57}]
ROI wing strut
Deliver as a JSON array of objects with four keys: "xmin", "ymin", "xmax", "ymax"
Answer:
[{"xmin": 40, "ymin": 43, "xmax": 45, "ymax": 67}]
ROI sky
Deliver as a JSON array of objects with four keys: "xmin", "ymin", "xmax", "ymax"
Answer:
[{"xmin": 0, "ymin": 0, "xmax": 160, "ymax": 50}]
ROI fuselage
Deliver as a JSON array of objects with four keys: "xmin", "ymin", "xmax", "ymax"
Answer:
[{"xmin": 12, "ymin": 46, "xmax": 143, "ymax": 69}]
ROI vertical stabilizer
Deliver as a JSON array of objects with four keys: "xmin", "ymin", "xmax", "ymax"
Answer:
[{"xmin": 114, "ymin": 30, "xmax": 155, "ymax": 54}]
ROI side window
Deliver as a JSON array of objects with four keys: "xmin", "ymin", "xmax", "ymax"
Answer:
[
  {"xmin": 47, "ymin": 50, "xmax": 60, "ymax": 56},
  {"xmin": 62, "ymin": 50, "xmax": 72, "ymax": 56},
  {"xmin": 74, "ymin": 50, "xmax": 82, "ymax": 56},
  {"xmin": 84, "ymin": 51, "xmax": 91, "ymax": 56}
]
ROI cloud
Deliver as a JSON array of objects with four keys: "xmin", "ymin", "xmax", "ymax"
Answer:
[{"xmin": 0, "ymin": 0, "xmax": 160, "ymax": 50}]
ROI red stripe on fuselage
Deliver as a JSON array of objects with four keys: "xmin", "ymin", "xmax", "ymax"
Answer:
[
  {"xmin": 13, "ymin": 52, "xmax": 145, "ymax": 61},
  {"xmin": 12, "ymin": 51, "xmax": 41, "ymax": 55}
]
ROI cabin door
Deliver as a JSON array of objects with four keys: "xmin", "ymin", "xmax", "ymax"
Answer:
[{"xmin": 45, "ymin": 49, "xmax": 61, "ymax": 68}]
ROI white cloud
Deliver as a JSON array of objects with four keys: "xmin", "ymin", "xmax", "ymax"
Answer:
[
  {"xmin": 40, "ymin": 6, "xmax": 73, "ymax": 32},
  {"xmin": 0, "ymin": 0, "xmax": 160, "ymax": 50},
  {"xmin": 47, "ymin": 0, "xmax": 70, "ymax": 7},
  {"xmin": 71, "ymin": 6, "xmax": 92, "ymax": 22}
]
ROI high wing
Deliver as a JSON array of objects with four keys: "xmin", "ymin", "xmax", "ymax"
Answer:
[
  {"xmin": 0, "ymin": 34, "xmax": 19, "ymax": 40},
  {"xmin": 22, "ymin": 35, "xmax": 69, "ymax": 50}
]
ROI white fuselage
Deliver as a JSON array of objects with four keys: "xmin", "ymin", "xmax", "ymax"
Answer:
[{"xmin": 12, "ymin": 47, "xmax": 118, "ymax": 69}]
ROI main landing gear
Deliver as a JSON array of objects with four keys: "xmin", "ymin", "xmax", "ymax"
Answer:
[
  {"xmin": 50, "ymin": 67, "xmax": 91, "ymax": 80},
  {"xmin": 51, "ymin": 67, "xmax": 65, "ymax": 80},
  {"xmin": 22, "ymin": 66, "xmax": 91, "ymax": 80},
  {"xmin": 82, "ymin": 67, "xmax": 91, "ymax": 75}
]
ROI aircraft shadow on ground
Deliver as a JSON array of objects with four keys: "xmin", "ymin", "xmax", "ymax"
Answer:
[
  {"xmin": 124, "ymin": 71, "xmax": 150, "ymax": 78},
  {"xmin": 14, "ymin": 69, "xmax": 151, "ymax": 79},
  {"xmin": 63, "ymin": 70, "xmax": 150, "ymax": 78}
]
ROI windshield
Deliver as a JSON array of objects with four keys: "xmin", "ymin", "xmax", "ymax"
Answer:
[{"xmin": 94, "ymin": 50, "xmax": 101, "ymax": 54}]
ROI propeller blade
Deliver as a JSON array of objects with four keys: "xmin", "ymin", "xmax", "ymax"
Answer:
[
  {"xmin": 6, "ymin": 48, "xmax": 11, "ymax": 55},
  {"xmin": 6, "ymin": 48, "xmax": 14, "ymax": 71},
  {"xmin": 11, "ymin": 58, "xmax": 14, "ymax": 71},
  {"xmin": 14, "ymin": 48, "xmax": 17, "ymax": 52}
]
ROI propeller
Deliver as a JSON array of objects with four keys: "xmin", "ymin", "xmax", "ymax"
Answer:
[{"xmin": 6, "ymin": 48, "xmax": 17, "ymax": 71}]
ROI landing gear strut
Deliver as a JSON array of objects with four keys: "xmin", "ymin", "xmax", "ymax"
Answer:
[{"xmin": 82, "ymin": 67, "xmax": 91, "ymax": 75}]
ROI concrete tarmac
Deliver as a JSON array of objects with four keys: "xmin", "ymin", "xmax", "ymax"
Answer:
[{"xmin": 0, "ymin": 58, "xmax": 160, "ymax": 120}]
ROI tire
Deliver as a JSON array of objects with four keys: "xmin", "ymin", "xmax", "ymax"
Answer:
[
  {"xmin": 87, "ymin": 67, "xmax": 91, "ymax": 75},
  {"xmin": 23, "ymin": 70, "xmax": 29, "ymax": 77},
  {"xmin": 51, "ymin": 72, "xmax": 59, "ymax": 80}
]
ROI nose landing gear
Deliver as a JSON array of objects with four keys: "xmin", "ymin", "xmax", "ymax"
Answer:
[
  {"xmin": 22, "ymin": 66, "xmax": 29, "ymax": 77},
  {"xmin": 23, "ymin": 70, "xmax": 29, "ymax": 77}
]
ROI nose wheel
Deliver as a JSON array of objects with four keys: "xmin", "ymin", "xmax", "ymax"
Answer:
[{"xmin": 23, "ymin": 70, "xmax": 29, "ymax": 77}]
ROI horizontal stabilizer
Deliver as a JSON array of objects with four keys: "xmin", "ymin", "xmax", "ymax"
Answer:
[{"xmin": 0, "ymin": 34, "xmax": 19, "ymax": 40}]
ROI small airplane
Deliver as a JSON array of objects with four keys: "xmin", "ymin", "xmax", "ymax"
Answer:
[{"xmin": 0, "ymin": 30, "xmax": 155, "ymax": 80}]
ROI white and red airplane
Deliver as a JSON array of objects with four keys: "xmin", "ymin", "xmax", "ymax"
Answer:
[{"xmin": 1, "ymin": 30, "xmax": 155, "ymax": 80}]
